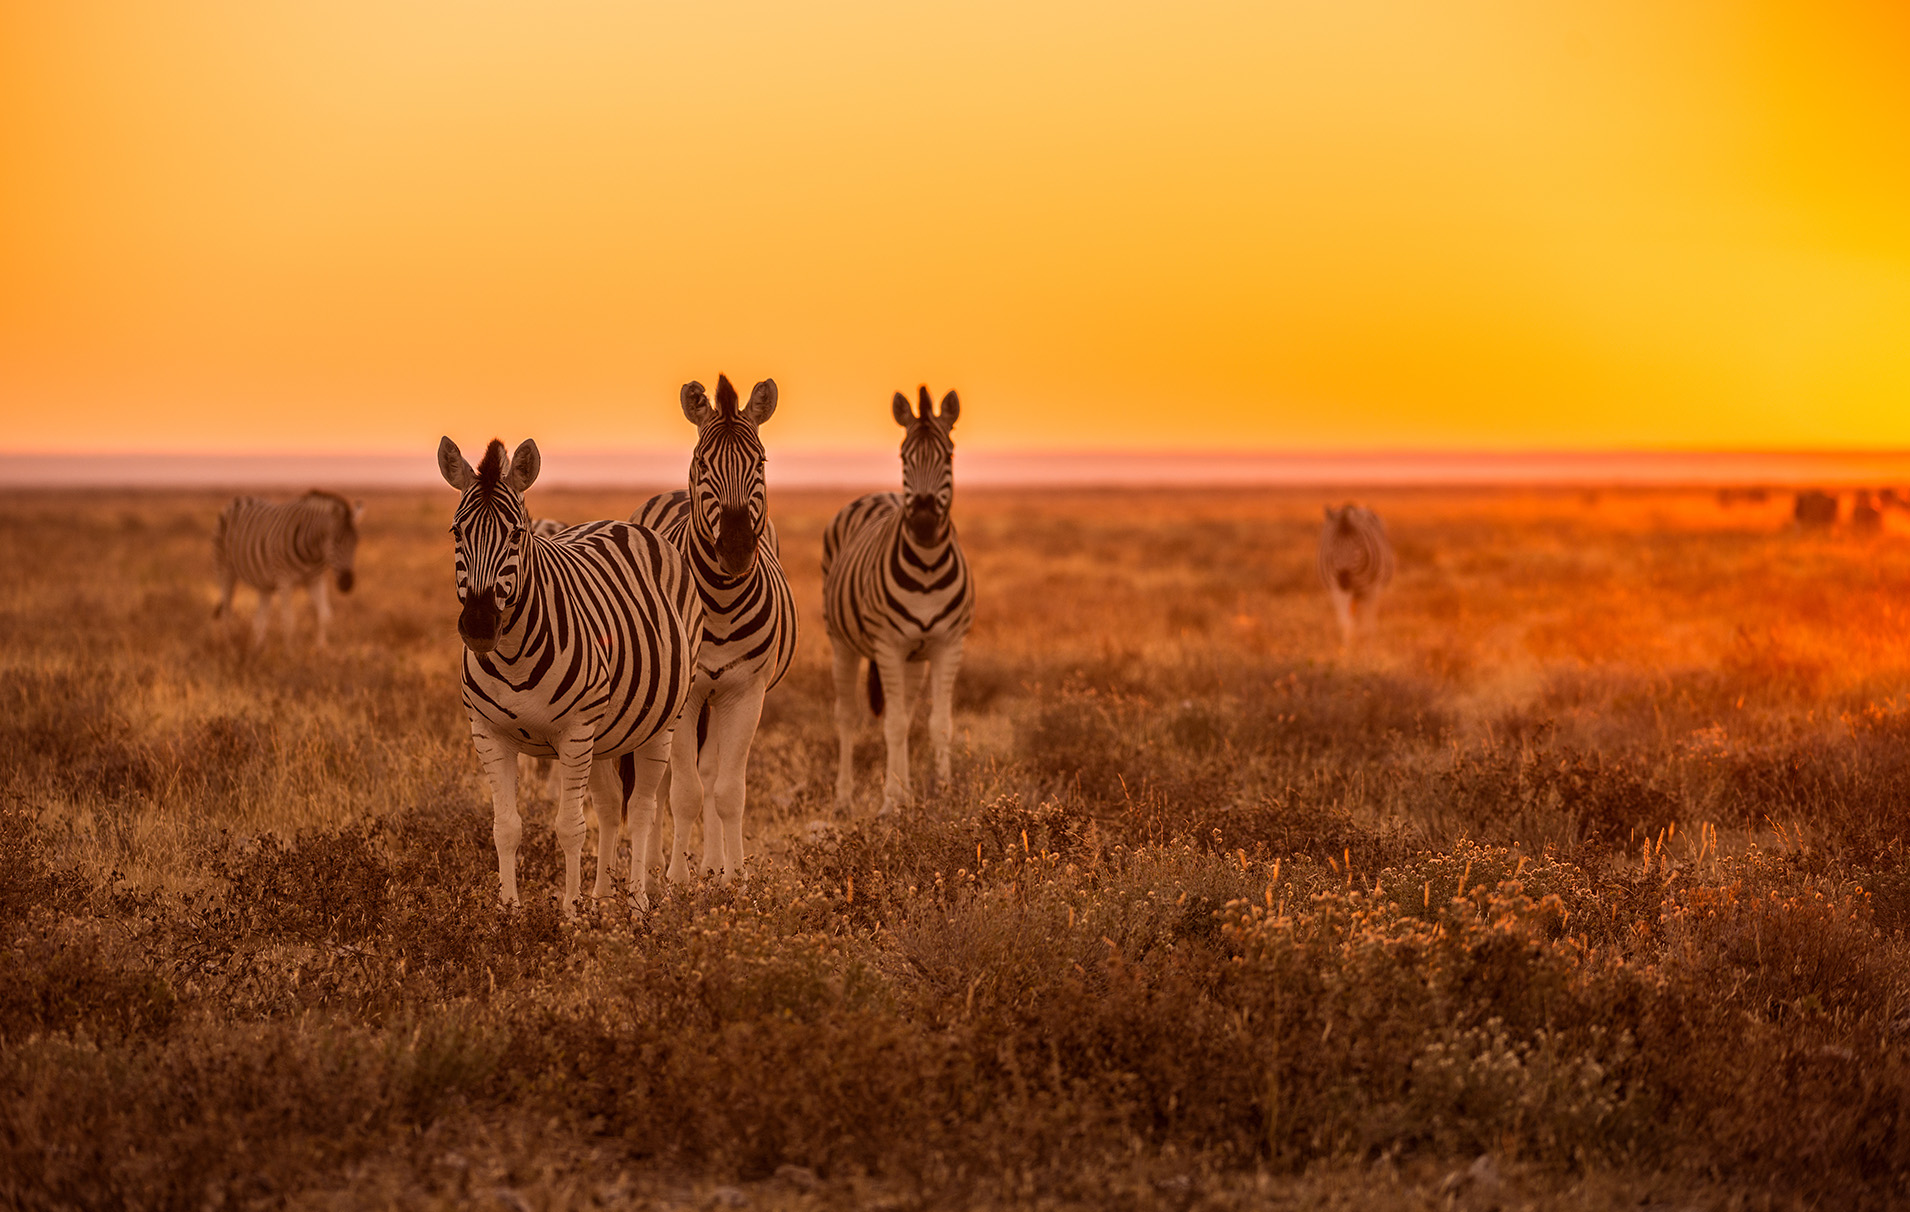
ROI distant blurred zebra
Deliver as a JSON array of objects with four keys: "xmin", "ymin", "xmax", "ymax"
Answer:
[
  {"xmin": 213, "ymin": 491, "xmax": 365, "ymax": 648},
  {"xmin": 1318, "ymin": 503, "xmax": 1394, "ymax": 646},
  {"xmin": 823, "ymin": 386, "xmax": 973, "ymax": 813}
]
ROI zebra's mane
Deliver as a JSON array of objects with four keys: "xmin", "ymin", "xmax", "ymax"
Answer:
[{"xmin": 476, "ymin": 439, "xmax": 510, "ymax": 489}]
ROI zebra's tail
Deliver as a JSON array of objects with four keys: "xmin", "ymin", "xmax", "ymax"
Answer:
[
  {"xmin": 866, "ymin": 660, "xmax": 885, "ymax": 718},
  {"xmin": 696, "ymin": 700, "xmax": 710, "ymax": 752}
]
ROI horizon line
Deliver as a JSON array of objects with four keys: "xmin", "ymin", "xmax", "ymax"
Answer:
[{"xmin": 11, "ymin": 447, "xmax": 1910, "ymax": 489}]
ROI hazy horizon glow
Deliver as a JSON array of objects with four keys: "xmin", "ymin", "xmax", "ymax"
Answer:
[{"xmin": 4, "ymin": 2, "xmax": 1909, "ymax": 455}]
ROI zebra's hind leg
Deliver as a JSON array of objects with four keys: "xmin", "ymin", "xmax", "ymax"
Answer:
[
  {"xmin": 250, "ymin": 589, "xmax": 276, "ymax": 648},
  {"xmin": 586, "ymin": 757, "xmax": 624, "ymax": 902},
  {"xmin": 551, "ymin": 730, "xmax": 596, "ymax": 915},
  {"xmin": 926, "ymin": 636, "xmax": 966, "ymax": 792},
  {"xmin": 874, "ymin": 645, "xmax": 914, "ymax": 814},
  {"xmin": 279, "ymin": 584, "xmax": 302, "ymax": 644},
  {"xmin": 829, "ymin": 637, "xmax": 863, "ymax": 813},
  {"xmin": 213, "ymin": 567, "xmax": 235, "ymax": 621}
]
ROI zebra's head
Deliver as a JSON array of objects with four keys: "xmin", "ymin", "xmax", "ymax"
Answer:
[
  {"xmin": 681, "ymin": 374, "xmax": 777, "ymax": 578},
  {"xmin": 437, "ymin": 436, "xmax": 540, "ymax": 655},
  {"xmin": 893, "ymin": 385, "xmax": 958, "ymax": 545},
  {"xmin": 308, "ymin": 491, "xmax": 365, "ymax": 593}
]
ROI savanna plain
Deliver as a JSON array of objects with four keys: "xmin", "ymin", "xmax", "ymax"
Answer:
[{"xmin": 6, "ymin": 484, "xmax": 1910, "ymax": 1211}]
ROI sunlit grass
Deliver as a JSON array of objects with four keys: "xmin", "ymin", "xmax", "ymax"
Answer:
[{"xmin": 3, "ymin": 485, "xmax": 1909, "ymax": 1208}]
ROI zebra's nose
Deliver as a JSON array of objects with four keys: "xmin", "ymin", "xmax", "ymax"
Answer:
[{"xmin": 335, "ymin": 569, "xmax": 355, "ymax": 594}]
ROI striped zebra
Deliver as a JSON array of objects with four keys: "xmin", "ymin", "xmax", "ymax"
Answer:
[
  {"xmin": 631, "ymin": 375, "xmax": 797, "ymax": 883},
  {"xmin": 823, "ymin": 386, "xmax": 974, "ymax": 813},
  {"xmin": 1318, "ymin": 503, "xmax": 1395, "ymax": 646},
  {"xmin": 438, "ymin": 436, "xmax": 702, "ymax": 912},
  {"xmin": 212, "ymin": 491, "xmax": 365, "ymax": 648}
]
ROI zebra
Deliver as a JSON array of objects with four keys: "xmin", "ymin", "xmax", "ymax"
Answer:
[
  {"xmin": 1317, "ymin": 503, "xmax": 1395, "ymax": 646},
  {"xmin": 212, "ymin": 491, "xmax": 365, "ymax": 648},
  {"xmin": 631, "ymin": 375, "xmax": 797, "ymax": 884},
  {"xmin": 437, "ymin": 436, "xmax": 702, "ymax": 912},
  {"xmin": 822, "ymin": 385, "xmax": 974, "ymax": 813}
]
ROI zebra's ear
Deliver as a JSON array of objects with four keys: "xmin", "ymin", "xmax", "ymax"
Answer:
[
  {"xmin": 1323, "ymin": 505, "xmax": 1335, "ymax": 522},
  {"xmin": 506, "ymin": 439, "xmax": 541, "ymax": 493},
  {"xmin": 745, "ymin": 378, "xmax": 778, "ymax": 425},
  {"xmin": 681, "ymin": 381, "xmax": 712, "ymax": 425},
  {"xmin": 892, "ymin": 392, "xmax": 913, "ymax": 427},
  {"xmin": 937, "ymin": 390, "xmax": 960, "ymax": 429},
  {"xmin": 438, "ymin": 437, "xmax": 476, "ymax": 492}
]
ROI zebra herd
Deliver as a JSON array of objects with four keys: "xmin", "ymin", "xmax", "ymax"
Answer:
[{"xmin": 212, "ymin": 386, "xmax": 1397, "ymax": 908}]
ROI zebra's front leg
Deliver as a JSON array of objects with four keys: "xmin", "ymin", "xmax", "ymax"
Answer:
[
  {"xmin": 309, "ymin": 576, "xmax": 333, "ymax": 649},
  {"xmin": 551, "ymin": 728, "xmax": 596, "ymax": 915},
  {"xmin": 665, "ymin": 681, "xmax": 710, "ymax": 884},
  {"xmin": 926, "ymin": 637, "xmax": 966, "ymax": 792},
  {"xmin": 619, "ymin": 732, "xmax": 673, "ymax": 909},
  {"xmin": 874, "ymin": 644, "xmax": 913, "ymax": 814},
  {"xmin": 471, "ymin": 721, "xmax": 523, "ymax": 906},
  {"xmin": 586, "ymin": 756, "xmax": 625, "ymax": 901},
  {"xmin": 705, "ymin": 678, "xmax": 768, "ymax": 884},
  {"xmin": 829, "ymin": 637, "xmax": 862, "ymax": 813},
  {"xmin": 1330, "ymin": 589, "xmax": 1355, "ymax": 647}
]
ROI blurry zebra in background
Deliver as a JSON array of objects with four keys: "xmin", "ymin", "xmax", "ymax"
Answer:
[
  {"xmin": 823, "ymin": 386, "xmax": 973, "ymax": 813},
  {"xmin": 438, "ymin": 436, "xmax": 701, "ymax": 911},
  {"xmin": 213, "ymin": 491, "xmax": 364, "ymax": 648},
  {"xmin": 1318, "ymin": 503, "xmax": 1394, "ymax": 647},
  {"xmin": 631, "ymin": 375, "xmax": 796, "ymax": 884}
]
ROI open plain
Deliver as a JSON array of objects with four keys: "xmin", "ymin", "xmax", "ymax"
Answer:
[{"xmin": 5, "ymin": 484, "xmax": 1910, "ymax": 1209}]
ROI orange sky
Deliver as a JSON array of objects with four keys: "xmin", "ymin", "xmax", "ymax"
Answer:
[{"xmin": 3, "ymin": 1, "xmax": 1909, "ymax": 455}]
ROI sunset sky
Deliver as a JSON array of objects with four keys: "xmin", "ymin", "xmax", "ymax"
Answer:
[{"xmin": 3, "ymin": 1, "xmax": 1909, "ymax": 457}]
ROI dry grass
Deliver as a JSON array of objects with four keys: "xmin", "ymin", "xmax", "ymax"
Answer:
[{"xmin": 4, "ymin": 483, "xmax": 1910, "ymax": 1209}]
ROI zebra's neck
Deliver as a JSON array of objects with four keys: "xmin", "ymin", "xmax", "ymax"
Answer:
[
  {"xmin": 890, "ymin": 512, "xmax": 959, "ymax": 565},
  {"xmin": 482, "ymin": 538, "xmax": 545, "ymax": 665}
]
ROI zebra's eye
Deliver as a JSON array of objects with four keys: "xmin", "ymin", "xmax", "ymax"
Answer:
[{"xmin": 448, "ymin": 525, "xmax": 460, "ymax": 541}]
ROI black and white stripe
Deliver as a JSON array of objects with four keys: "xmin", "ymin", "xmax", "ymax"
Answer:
[
  {"xmin": 631, "ymin": 374, "xmax": 797, "ymax": 883},
  {"xmin": 1318, "ymin": 503, "xmax": 1395, "ymax": 645},
  {"xmin": 438, "ymin": 436, "xmax": 702, "ymax": 911},
  {"xmin": 212, "ymin": 491, "xmax": 364, "ymax": 648},
  {"xmin": 822, "ymin": 385, "xmax": 974, "ymax": 812}
]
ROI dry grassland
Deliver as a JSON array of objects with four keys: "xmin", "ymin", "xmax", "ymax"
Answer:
[{"xmin": 5, "ymin": 484, "xmax": 1910, "ymax": 1209}]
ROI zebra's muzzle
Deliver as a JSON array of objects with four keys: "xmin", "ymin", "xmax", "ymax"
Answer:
[
  {"xmin": 905, "ymin": 497, "xmax": 946, "ymax": 544},
  {"xmin": 715, "ymin": 505, "xmax": 757, "ymax": 576},
  {"xmin": 335, "ymin": 569, "xmax": 355, "ymax": 594},
  {"xmin": 458, "ymin": 593, "xmax": 501, "ymax": 653}
]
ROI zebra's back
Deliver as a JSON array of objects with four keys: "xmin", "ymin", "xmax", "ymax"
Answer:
[{"xmin": 215, "ymin": 494, "xmax": 348, "ymax": 591}]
